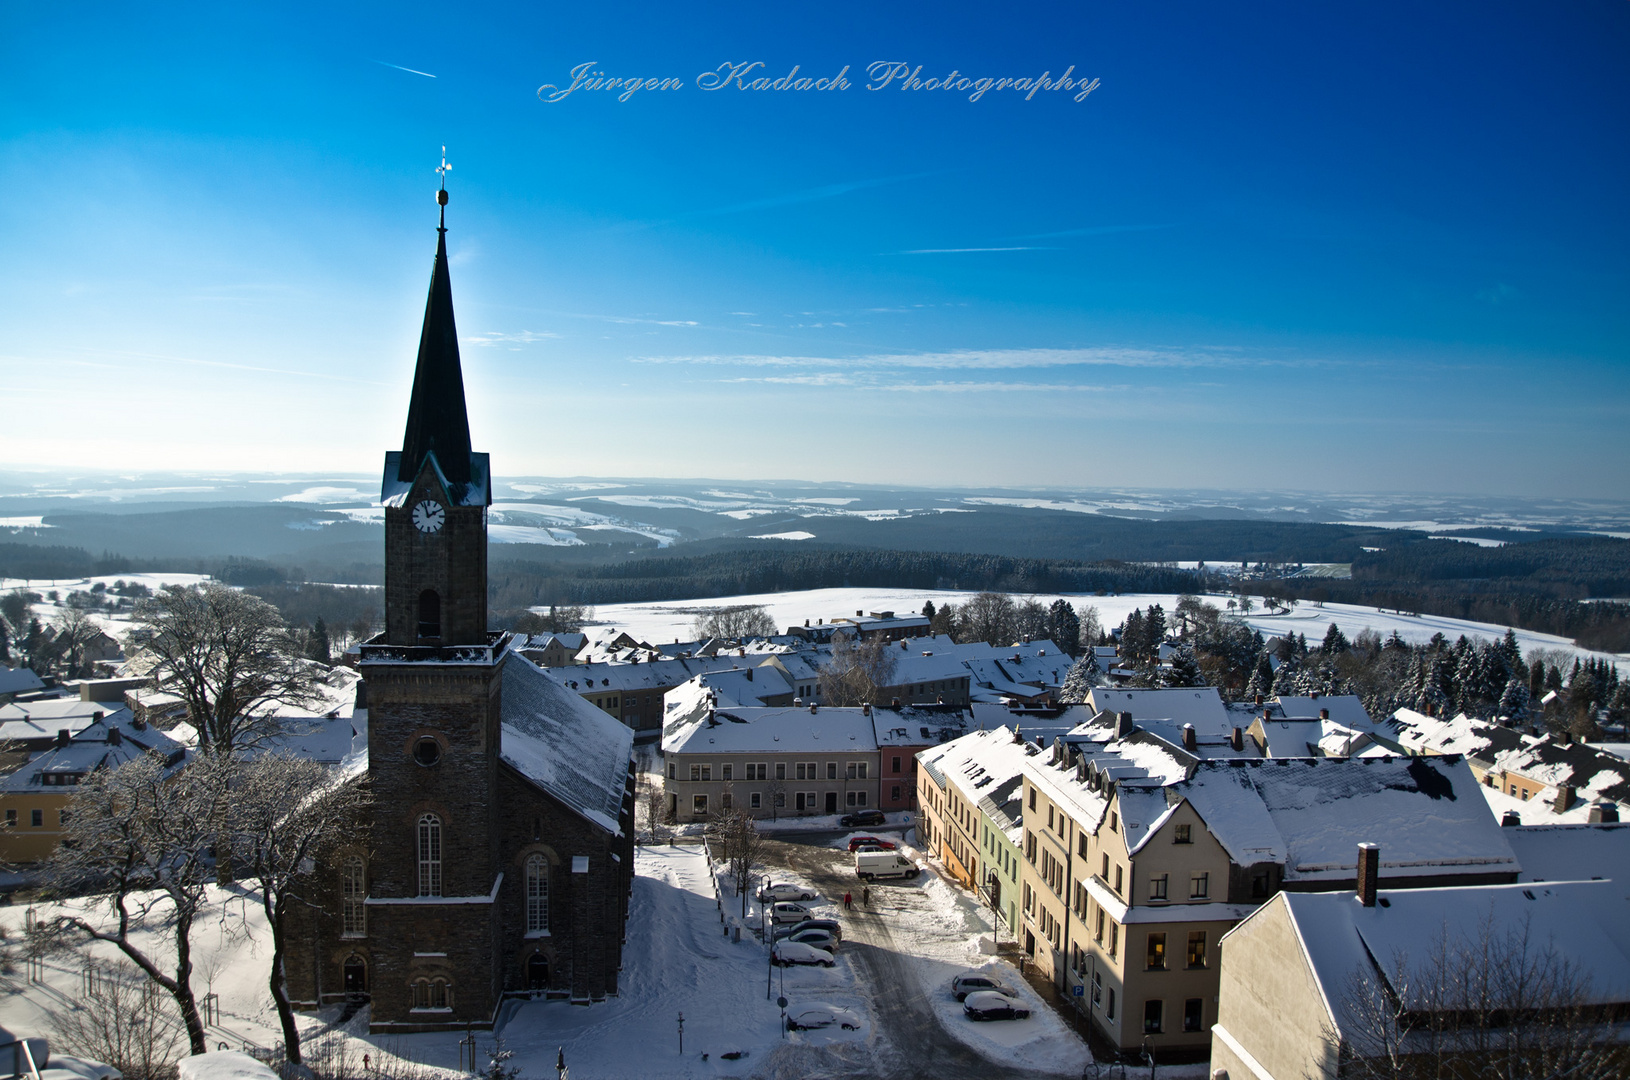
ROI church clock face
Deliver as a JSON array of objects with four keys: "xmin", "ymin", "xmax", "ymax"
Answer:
[{"xmin": 412, "ymin": 499, "xmax": 446, "ymax": 533}]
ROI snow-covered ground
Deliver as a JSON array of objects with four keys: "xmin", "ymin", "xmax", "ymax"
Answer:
[{"xmin": 584, "ymin": 587, "xmax": 1628, "ymax": 672}]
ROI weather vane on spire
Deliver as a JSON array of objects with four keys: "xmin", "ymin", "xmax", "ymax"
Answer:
[{"xmin": 436, "ymin": 146, "xmax": 451, "ymax": 227}]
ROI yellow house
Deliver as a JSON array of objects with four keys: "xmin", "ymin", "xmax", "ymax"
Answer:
[{"xmin": 0, "ymin": 709, "xmax": 186, "ymax": 865}]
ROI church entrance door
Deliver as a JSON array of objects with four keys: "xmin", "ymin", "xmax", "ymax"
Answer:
[{"xmin": 527, "ymin": 953, "xmax": 549, "ymax": 991}]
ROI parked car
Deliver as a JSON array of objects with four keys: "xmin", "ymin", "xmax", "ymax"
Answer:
[
  {"xmin": 785, "ymin": 1004, "xmax": 861, "ymax": 1031},
  {"xmin": 854, "ymin": 850, "xmax": 920, "ymax": 880},
  {"xmin": 840, "ymin": 809, "xmax": 887, "ymax": 828},
  {"xmin": 784, "ymin": 928, "xmax": 839, "ymax": 952},
  {"xmin": 757, "ymin": 882, "xmax": 818, "ymax": 903},
  {"xmin": 963, "ymin": 990, "xmax": 1031, "ymax": 1021},
  {"xmin": 952, "ymin": 972, "xmax": 1017, "ymax": 1001},
  {"xmin": 846, "ymin": 835, "xmax": 897, "ymax": 853},
  {"xmin": 771, "ymin": 918, "xmax": 842, "ymax": 942},
  {"xmin": 0, "ymin": 1029, "xmax": 122, "ymax": 1080},
  {"xmin": 772, "ymin": 940, "xmax": 836, "ymax": 967},
  {"xmin": 770, "ymin": 901, "xmax": 814, "ymax": 924}
]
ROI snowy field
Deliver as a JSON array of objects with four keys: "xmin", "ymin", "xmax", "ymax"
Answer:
[{"xmin": 584, "ymin": 587, "xmax": 1629, "ymax": 672}]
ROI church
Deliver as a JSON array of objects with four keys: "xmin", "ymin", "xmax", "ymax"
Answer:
[{"xmin": 284, "ymin": 178, "xmax": 636, "ymax": 1032}]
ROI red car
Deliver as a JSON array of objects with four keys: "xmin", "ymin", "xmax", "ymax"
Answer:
[{"xmin": 847, "ymin": 836, "xmax": 897, "ymax": 853}]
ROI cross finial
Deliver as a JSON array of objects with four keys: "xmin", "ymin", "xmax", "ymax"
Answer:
[
  {"xmin": 436, "ymin": 146, "xmax": 451, "ymax": 228},
  {"xmin": 438, "ymin": 146, "xmax": 452, "ymax": 190}
]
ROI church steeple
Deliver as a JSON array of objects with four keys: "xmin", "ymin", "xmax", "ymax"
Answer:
[{"xmin": 399, "ymin": 150, "xmax": 472, "ymax": 485}]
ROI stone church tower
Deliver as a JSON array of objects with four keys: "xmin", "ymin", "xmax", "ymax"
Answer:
[{"xmin": 284, "ymin": 179, "xmax": 636, "ymax": 1033}]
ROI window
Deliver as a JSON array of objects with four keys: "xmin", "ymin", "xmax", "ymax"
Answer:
[
  {"xmin": 417, "ymin": 814, "xmax": 442, "ymax": 897},
  {"xmin": 58, "ymin": 809, "xmax": 69, "ymax": 825},
  {"xmin": 775, "ymin": 762, "xmax": 786, "ymax": 780},
  {"xmin": 722, "ymin": 764, "xmax": 733, "ymax": 781},
  {"xmin": 1113, "ymin": 865, "xmax": 1123, "ymax": 896},
  {"xmin": 700, "ymin": 765, "xmax": 712, "ymax": 781},
  {"xmin": 805, "ymin": 791, "xmax": 816, "ymax": 810},
  {"xmin": 1109, "ymin": 810, "xmax": 1118, "ymax": 832},
  {"xmin": 826, "ymin": 762, "xmax": 837, "ymax": 780},
  {"xmin": 692, "ymin": 794, "xmax": 708, "ymax": 815},
  {"xmin": 1146, "ymin": 932, "xmax": 1166, "ymax": 970},
  {"xmin": 525, "ymin": 854, "xmax": 549, "ymax": 933},
  {"xmin": 1187, "ymin": 931, "xmax": 1207, "ymax": 969},
  {"xmin": 417, "ymin": 590, "xmax": 441, "ymax": 640},
  {"xmin": 795, "ymin": 792, "xmax": 805, "ymax": 811},
  {"xmin": 413, "ymin": 737, "xmax": 441, "ymax": 767},
  {"xmin": 846, "ymin": 790, "xmax": 867, "ymax": 806},
  {"xmin": 748, "ymin": 763, "xmax": 767, "ymax": 780},
  {"xmin": 857, "ymin": 762, "xmax": 868, "ymax": 779},
  {"xmin": 1107, "ymin": 987, "xmax": 1116, "ymax": 1020},
  {"xmin": 1095, "ymin": 907, "xmax": 1105, "ymax": 942},
  {"xmin": 689, "ymin": 764, "xmax": 701, "ymax": 781},
  {"xmin": 1251, "ymin": 867, "xmax": 1271, "ymax": 899},
  {"xmin": 1101, "ymin": 853, "xmax": 1109, "ymax": 879},
  {"xmin": 342, "ymin": 857, "xmax": 367, "ymax": 936},
  {"xmin": 1109, "ymin": 921, "xmax": 1118, "ymax": 958},
  {"xmin": 1078, "ymin": 834, "xmax": 1088, "ymax": 859},
  {"xmin": 1184, "ymin": 998, "xmax": 1204, "ymax": 1032},
  {"xmin": 890, "ymin": 785, "xmax": 901, "ymax": 801},
  {"xmin": 1092, "ymin": 970, "xmax": 1102, "ymax": 1006},
  {"xmin": 1047, "ymin": 806, "xmax": 1054, "ymax": 829},
  {"xmin": 796, "ymin": 762, "xmax": 807, "ymax": 781},
  {"xmin": 411, "ymin": 978, "xmax": 450, "ymax": 1011},
  {"xmin": 1149, "ymin": 874, "xmax": 1168, "ymax": 901},
  {"xmin": 1191, "ymin": 872, "xmax": 1209, "ymax": 899},
  {"xmin": 667, "ymin": 763, "xmax": 676, "ymax": 779},
  {"xmin": 1028, "ymin": 787, "xmax": 1037, "ymax": 811},
  {"xmin": 1143, "ymin": 998, "xmax": 1163, "ymax": 1034},
  {"xmin": 1174, "ymin": 823, "xmax": 1192, "ymax": 844},
  {"xmin": 892, "ymin": 755, "xmax": 902, "ymax": 773},
  {"xmin": 750, "ymin": 792, "xmax": 761, "ymax": 809},
  {"xmin": 4, "ymin": 809, "xmax": 13, "ymax": 826},
  {"xmin": 31, "ymin": 809, "xmax": 42, "ymax": 827}
]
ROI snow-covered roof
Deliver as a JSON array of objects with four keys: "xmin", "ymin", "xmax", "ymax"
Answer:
[
  {"xmin": 0, "ymin": 667, "xmax": 44, "ymax": 696},
  {"xmin": 871, "ymin": 705, "xmax": 971, "ymax": 747},
  {"xmin": 1390, "ymin": 709, "xmax": 1522, "ymax": 761},
  {"xmin": 1086, "ymin": 687, "xmax": 1231, "ymax": 735},
  {"xmin": 499, "ymin": 655, "xmax": 633, "ymax": 836},
  {"xmin": 1, "ymin": 709, "xmax": 186, "ymax": 792},
  {"xmin": 1131, "ymin": 756, "xmax": 1519, "ymax": 880},
  {"xmin": 176, "ymin": 1050, "xmax": 280, "ymax": 1080},
  {"xmin": 662, "ymin": 702, "xmax": 880, "ymax": 756},
  {"xmin": 1273, "ymin": 694, "xmax": 1374, "ymax": 729},
  {"xmin": 917, "ymin": 727, "xmax": 1040, "ymax": 831},
  {"xmin": 0, "ymin": 697, "xmax": 115, "ymax": 725},
  {"xmin": 690, "ymin": 665, "xmax": 793, "ymax": 707},
  {"xmin": 887, "ymin": 649, "xmax": 974, "ymax": 686},
  {"xmin": 1254, "ymin": 881, "xmax": 1630, "ymax": 1043},
  {"xmin": 561, "ymin": 655, "xmax": 747, "ymax": 694},
  {"xmin": 1505, "ymin": 823, "xmax": 1630, "ymax": 883},
  {"xmin": 246, "ymin": 716, "xmax": 358, "ymax": 765}
]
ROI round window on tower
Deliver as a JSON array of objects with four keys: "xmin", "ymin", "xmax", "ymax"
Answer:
[{"xmin": 413, "ymin": 737, "xmax": 443, "ymax": 767}]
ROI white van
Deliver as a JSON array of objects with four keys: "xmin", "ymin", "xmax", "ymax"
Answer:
[{"xmin": 855, "ymin": 850, "xmax": 920, "ymax": 881}]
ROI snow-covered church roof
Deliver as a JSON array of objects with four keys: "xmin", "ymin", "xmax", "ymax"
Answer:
[{"xmin": 500, "ymin": 654, "xmax": 633, "ymax": 835}]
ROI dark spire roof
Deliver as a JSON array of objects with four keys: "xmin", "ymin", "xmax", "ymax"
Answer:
[{"xmin": 398, "ymin": 200, "xmax": 472, "ymax": 485}]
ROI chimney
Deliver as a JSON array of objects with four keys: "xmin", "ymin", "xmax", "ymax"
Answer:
[
  {"xmin": 745, "ymin": 668, "xmax": 753, "ymax": 682},
  {"xmin": 1230, "ymin": 726, "xmax": 1244, "ymax": 752},
  {"xmin": 1319, "ymin": 708, "xmax": 1329, "ymax": 720},
  {"xmin": 862, "ymin": 703, "xmax": 871, "ymax": 716},
  {"xmin": 108, "ymin": 727, "xmax": 122, "ymax": 746},
  {"xmin": 1589, "ymin": 802, "xmax": 1620, "ymax": 824},
  {"xmin": 1182, "ymin": 723, "xmax": 1197, "ymax": 752},
  {"xmin": 1356, "ymin": 843, "xmax": 1380, "ymax": 907},
  {"xmin": 132, "ymin": 716, "xmax": 146, "ymax": 730},
  {"xmin": 1554, "ymin": 784, "xmax": 1575, "ymax": 814},
  {"xmin": 92, "ymin": 710, "xmax": 104, "ymax": 721},
  {"xmin": 856, "ymin": 610, "xmax": 862, "ymax": 617},
  {"xmin": 1254, "ymin": 693, "xmax": 1263, "ymax": 706},
  {"xmin": 892, "ymin": 697, "xmax": 901, "ymax": 708},
  {"xmin": 809, "ymin": 703, "xmax": 818, "ymax": 714},
  {"xmin": 1501, "ymin": 810, "xmax": 1522, "ymax": 827},
  {"xmin": 900, "ymin": 640, "xmax": 907, "ymax": 650},
  {"xmin": 56, "ymin": 729, "xmax": 71, "ymax": 748},
  {"xmin": 1116, "ymin": 711, "xmax": 1135, "ymax": 738}
]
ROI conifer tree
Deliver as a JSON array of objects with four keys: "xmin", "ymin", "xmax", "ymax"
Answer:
[
  {"xmin": 1321, "ymin": 623, "xmax": 1350, "ymax": 654},
  {"xmin": 1059, "ymin": 651, "xmax": 1101, "ymax": 703}
]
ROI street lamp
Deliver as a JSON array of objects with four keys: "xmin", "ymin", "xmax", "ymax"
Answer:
[{"xmin": 677, "ymin": 1012, "xmax": 685, "ymax": 1054}]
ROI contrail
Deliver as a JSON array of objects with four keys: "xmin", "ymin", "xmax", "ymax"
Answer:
[{"xmin": 372, "ymin": 59, "xmax": 436, "ymax": 78}]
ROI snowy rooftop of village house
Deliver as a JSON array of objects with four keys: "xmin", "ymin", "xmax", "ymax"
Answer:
[
  {"xmin": 1254, "ymin": 880, "xmax": 1630, "ymax": 1043},
  {"xmin": 689, "ymin": 665, "xmax": 793, "ymax": 707},
  {"xmin": 1400, "ymin": 709, "xmax": 1630, "ymax": 808},
  {"xmin": 0, "ymin": 708, "xmax": 186, "ymax": 791},
  {"xmin": 918, "ymin": 726, "xmax": 1042, "ymax": 837},
  {"xmin": 963, "ymin": 657, "xmax": 1050, "ymax": 701},
  {"xmin": 870, "ymin": 704, "xmax": 972, "ymax": 747},
  {"xmin": 1505, "ymin": 822, "xmax": 1630, "ymax": 883},
  {"xmin": 662, "ymin": 698, "xmax": 882, "ymax": 756},
  {"xmin": 1088, "ymin": 686, "xmax": 1233, "ymax": 735},
  {"xmin": 1390, "ymin": 708, "xmax": 1524, "ymax": 760},
  {"xmin": 1271, "ymin": 694, "xmax": 1376, "ymax": 729},
  {"xmin": 499, "ymin": 655, "xmax": 634, "ymax": 836},
  {"xmin": 561, "ymin": 654, "xmax": 752, "ymax": 695},
  {"xmin": 0, "ymin": 667, "xmax": 44, "ymax": 697},
  {"xmin": 0, "ymin": 697, "xmax": 122, "ymax": 727},
  {"xmin": 1120, "ymin": 755, "xmax": 1520, "ymax": 879}
]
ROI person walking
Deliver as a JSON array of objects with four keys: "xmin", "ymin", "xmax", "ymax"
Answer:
[
  {"xmin": 843, "ymin": 891, "xmax": 853, "ymax": 910},
  {"xmin": 862, "ymin": 885, "xmax": 870, "ymax": 907}
]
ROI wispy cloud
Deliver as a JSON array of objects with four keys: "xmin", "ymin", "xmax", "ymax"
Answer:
[
  {"xmin": 1015, "ymin": 223, "xmax": 1177, "ymax": 240},
  {"xmin": 372, "ymin": 60, "xmax": 436, "ymax": 78},
  {"xmin": 632, "ymin": 346, "xmax": 1277, "ymax": 371},
  {"xmin": 612, "ymin": 170, "xmax": 948, "ymax": 232},
  {"xmin": 465, "ymin": 331, "xmax": 559, "ymax": 347},
  {"xmin": 892, "ymin": 246, "xmax": 1050, "ymax": 254}
]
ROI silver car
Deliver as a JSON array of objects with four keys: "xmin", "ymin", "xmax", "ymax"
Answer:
[{"xmin": 952, "ymin": 972, "xmax": 1017, "ymax": 1001}]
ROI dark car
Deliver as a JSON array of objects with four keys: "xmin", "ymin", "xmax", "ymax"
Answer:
[
  {"xmin": 963, "ymin": 990, "xmax": 1031, "ymax": 1021},
  {"xmin": 840, "ymin": 809, "xmax": 887, "ymax": 828},
  {"xmin": 846, "ymin": 835, "xmax": 897, "ymax": 853}
]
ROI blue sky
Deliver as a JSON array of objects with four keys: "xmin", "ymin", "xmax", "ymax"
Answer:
[{"xmin": 3, "ymin": 2, "xmax": 1627, "ymax": 496}]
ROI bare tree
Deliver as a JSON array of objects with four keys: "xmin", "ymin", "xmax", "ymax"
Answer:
[
  {"xmin": 692, "ymin": 604, "xmax": 777, "ymax": 641},
  {"xmin": 960, "ymin": 592, "xmax": 1017, "ymax": 646},
  {"xmin": 224, "ymin": 753, "xmax": 370, "ymax": 1068},
  {"xmin": 49, "ymin": 959, "xmax": 186, "ymax": 1080},
  {"xmin": 37, "ymin": 754, "xmax": 228, "ymax": 1055},
  {"xmin": 641, "ymin": 776, "xmax": 666, "ymax": 843},
  {"xmin": 50, "ymin": 607, "xmax": 104, "ymax": 679},
  {"xmin": 818, "ymin": 633, "xmax": 899, "ymax": 706},
  {"xmin": 130, "ymin": 583, "xmax": 324, "ymax": 753},
  {"xmin": 1332, "ymin": 913, "xmax": 1627, "ymax": 1080},
  {"xmin": 706, "ymin": 808, "xmax": 765, "ymax": 919},
  {"xmin": 1076, "ymin": 603, "xmax": 1103, "ymax": 650},
  {"xmin": 1012, "ymin": 598, "xmax": 1049, "ymax": 643},
  {"xmin": 764, "ymin": 775, "xmax": 786, "ymax": 821}
]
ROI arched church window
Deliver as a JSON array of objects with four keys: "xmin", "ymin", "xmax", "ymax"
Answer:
[
  {"xmin": 410, "ymin": 977, "xmax": 450, "ymax": 1010},
  {"xmin": 341, "ymin": 856, "xmax": 367, "ymax": 936},
  {"xmin": 525, "ymin": 854, "xmax": 549, "ymax": 933},
  {"xmin": 418, "ymin": 814, "xmax": 442, "ymax": 897},
  {"xmin": 417, "ymin": 590, "xmax": 441, "ymax": 640}
]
